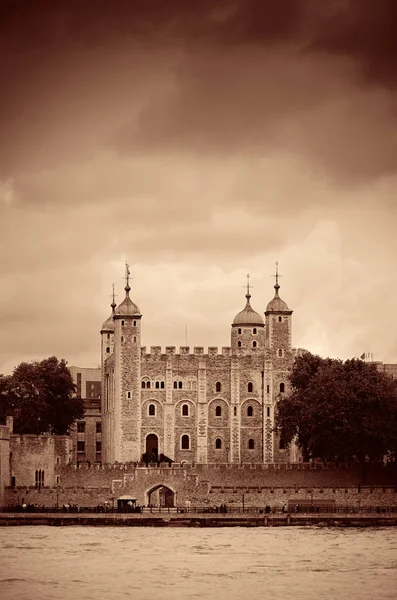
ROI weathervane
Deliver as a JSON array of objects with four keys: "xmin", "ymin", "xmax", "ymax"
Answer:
[
  {"xmin": 243, "ymin": 273, "xmax": 253, "ymax": 297},
  {"xmin": 272, "ymin": 261, "xmax": 282, "ymax": 290},
  {"xmin": 124, "ymin": 261, "xmax": 131, "ymax": 290},
  {"xmin": 111, "ymin": 283, "xmax": 118, "ymax": 310}
]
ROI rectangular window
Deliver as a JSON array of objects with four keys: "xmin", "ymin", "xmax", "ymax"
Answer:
[
  {"xmin": 77, "ymin": 441, "xmax": 85, "ymax": 452},
  {"xmin": 96, "ymin": 422, "xmax": 102, "ymax": 434},
  {"xmin": 267, "ymin": 407, "xmax": 270, "ymax": 417},
  {"xmin": 77, "ymin": 421, "xmax": 85, "ymax": 433},
  {"xmin": 266, "ymin": 385, "xmax": 270, "ymax": 394},
  {"xmin": 56, "ymin": 475, "xmax": 60, "ymax": 485},
  {"xmin": 96, "ymin": 441, "xmax": 102, "ymax": 453},
  {"xmin": 127, "ymin": 391, "xmax": 132, "ymax": 399}
]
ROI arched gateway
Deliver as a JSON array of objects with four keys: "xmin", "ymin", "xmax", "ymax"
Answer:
[{"xmin": 147, "ymin": 484, "xmax": 175, "ymax": 508}]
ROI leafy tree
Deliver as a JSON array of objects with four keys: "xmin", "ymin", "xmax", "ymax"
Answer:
[
  {"xmin": 276, "ymin": 353, "xmax": 397, "ymax": 464},
  {"xmin": 0, "ymin": 357, "xmax": 84, "ymax": 435}
]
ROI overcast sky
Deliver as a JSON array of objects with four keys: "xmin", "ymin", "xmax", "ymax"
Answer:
[{"xmin": 0, "ymin": 0, "xmax": 396, "ymax": 374}]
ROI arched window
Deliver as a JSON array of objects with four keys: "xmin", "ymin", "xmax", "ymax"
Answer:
[
  {"xmin": 178, "ymin": 381, "xmax": 183, "ymax": 389},
  {"xmin": 248, "ymin": 382, "xmax": 253, "ymax": 393},
  {"xmin": 238, "ymin": 328, "xmax": 241, "ymax": 334},
  {"xmin": 215, "ymin": 382, "xmax": 221, "ymax": 392},
  {"xmin": 278, "ymin": 349, "xmax": 283, "ymax": 357},
  {"xmin": 267, "ymin": 406, "xmax": 270, "ymax": 417},
  {"xmin": 238, "ymin": 341, "xmax": 242, "ymax": 348},
  {"xmin": 248, "ymin": 438, "xmax": 255, "ymax": 450},
  {"xmin": 155, "ymin": 381, "xmax": 159, "ymax": 389},
  {"xmin": 146, "ymin": 381, "xmax": 151, "ymax": 389},
  {"xmin": 148, "ymin": 404, "xmax": 155, "ymax": 416},
  {"xmin": 161, "ymin": 381, "xmax": 165, "ymax": 389},
  {"xmin": 252, "ymin": 341, "xmax": 257, "ymax": 348},
  {"xmin": 181, "ymin": 434, "xmax": 190, "ymax": 450},
  {"xmin": 173, "ymin": 381, "xmax": 177, "ymax": 389},
  {"xmin": 215, "ymin": 406, "xmax": 222, "ymax": 417},
  {"xmin": 133, "ymin": 320, "xmax": 136, "ymax": 326},
  {"xmin": 215, "ymin": 438, "xmax": 222, "ymax": 449},
  {"xmin": 141, "ymin": 381, "xmax": 146, "ymax": 389},
  {"xmin": 182, "ymin": 404, "xmax": 189, "ymax": 417},
  {"xmin": 278, "ymin": 316, "xmax": 282, "ymax": 322},
  {"xmin": 247, "ymin": 405, "xmax": 253, "ymax": 417},
  {"xmin": 106, "ymin": 347, "xmax": 110, "ymax": 353},
  {"xmin": 280, "ymin": 382, "xmax": 285, "ymax": 393},
  {"xmin": 253, "ymin": 328, "xmax": 257, "ymax": 334},
  {"xmin": 121, "ymin": 320, "xmax": 124, "ymax": 326}
]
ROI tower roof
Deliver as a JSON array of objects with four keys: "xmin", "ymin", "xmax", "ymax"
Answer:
[
  {"xmin": 114, "ymin": 262, "xmax": 141, "ymax": 317},
  {"xmin": 101, "ymin": 284, "xmax": 117, "ymax": 331},
  {"xmin": 265, "ymin": 262, "xmax": 291, "ymax": 313},
  {"xmin": 233, "ymin": 275, "xmax": 264, "ymax": 326}
]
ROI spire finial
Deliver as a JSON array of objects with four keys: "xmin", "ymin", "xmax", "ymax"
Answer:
[
  {"xmin": 111, "ymin": 283, "xmax": 117, "ymax": 312},
  {"xmin": 243, "ymin": 272, "xmax": 253, "ymax": 299},
  {"xmin": 273, "ymin": 261, "xmax": 281, "ymax": 294},
  {"xmin": 124, "ymin": 261, "xmax": 131, "ymax": 293}
]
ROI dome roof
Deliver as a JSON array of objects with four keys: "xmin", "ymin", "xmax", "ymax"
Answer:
[
  {"xmin": 233, "ymin": 294, "xmax": 264, "ymax": 326},
  {"xmin": 265, "ymin": 284, "xmax": 290, "ymax": 313},
  {"xmin": 101, "ymin": 314, "xmax": 115, "ymax": 331},
  {"xmin": 115, "ymin": 285, "xmax": 141, "ymax": 316}
]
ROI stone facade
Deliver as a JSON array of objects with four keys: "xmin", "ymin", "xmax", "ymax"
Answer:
[
  {"xmin": 5, "ymin": 462, "xmax": 397, "ymax": 510},
  {"xmin": 101, "ymin": 273, "xmax": 303, "ymax": 465},
  {"xmin": 68, "ymin": 366, "xmax": 102, "ymax": 464}
]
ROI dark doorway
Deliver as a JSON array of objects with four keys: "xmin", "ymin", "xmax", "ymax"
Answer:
[
  {"xmin": 148, "ymin": 485, "xmax": 175, "ymax": 508},
  {"xmin": 145, "ymin": 434, "xmax": 158, "ymax": 461}
]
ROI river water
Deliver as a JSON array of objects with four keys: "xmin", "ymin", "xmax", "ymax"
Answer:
[{"xmin": 0, "ymin": 526, "xmax": 396, "ymax": 600}]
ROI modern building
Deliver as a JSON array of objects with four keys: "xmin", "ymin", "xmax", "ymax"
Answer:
[
  {"xmin": 359, "ymin": 353, "xmax": 397, "ymax": 380},
  {"xmin": 68, "ymin": 366, "xmax": 102, "ymax": 464},
  {"xmin": 100, "ymin": 266, "xmax": 302, "ymax": 465}
]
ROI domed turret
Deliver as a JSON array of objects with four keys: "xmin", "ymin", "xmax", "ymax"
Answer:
[
  {"xmin": 233, "ymin": 293, "xmax": 264, "ymax": 326},
  {"xmin": 114, "ymin": 265, "xmax": 141, "ymax": 317},
  {"xmin": 265, "ymin": 262, "xmax": 291, "ymax": 314},
  {"xmin": 101, "ymin": 288, "xmax": 117, "ymax": 333},
  {"xmin": 265, "ymin": 285, "xmax": 290, "ymax": 313}
]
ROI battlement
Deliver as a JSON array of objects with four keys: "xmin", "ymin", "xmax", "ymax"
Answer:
[{"xmin": 140, "ymin": 346, "xmax": 233, "ymax": 357}]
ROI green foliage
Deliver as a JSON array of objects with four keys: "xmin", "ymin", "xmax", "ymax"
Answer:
[
  {"xmin": 0, "ymin": 357, "xmax": 84, "ymax": 435},
  {"xmin": 276, "ymin": 353, "xmax": 397, "ymax": 462}
]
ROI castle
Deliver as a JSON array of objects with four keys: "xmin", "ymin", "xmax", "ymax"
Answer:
[{"xmin": 100, "ymin": 265, "xmax": 302, "ymax": 465}]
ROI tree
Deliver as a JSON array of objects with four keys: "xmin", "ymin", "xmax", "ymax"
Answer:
[
  {"xmin": 276, "ymin": 353, "xmax": 397, "ymax": 464},
  {"xmin": 0, "ymin": 357, "xmax": 84, "ymax": 435}
]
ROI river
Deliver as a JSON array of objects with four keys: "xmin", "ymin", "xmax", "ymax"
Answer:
[{"xmin": 0, "ymin": 526, "xmax": 396, "ymax": 600}]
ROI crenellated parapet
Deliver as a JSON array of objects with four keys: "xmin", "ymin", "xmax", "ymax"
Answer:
[{"xmin": 140, "ymin": 346, "xmax": 233, "ymax": 358}]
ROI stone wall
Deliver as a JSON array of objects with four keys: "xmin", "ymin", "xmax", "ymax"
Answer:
[
  {"xmin": 5, "ymin": 462, "xmax": 395, "ymax": 509},
  {"xmin": 0, "ymin": 424, "xmax": 10, "ymax": 506},
  {"xmin": 10, "ymin": 434, "xmax": 56, "ymax": 488}
]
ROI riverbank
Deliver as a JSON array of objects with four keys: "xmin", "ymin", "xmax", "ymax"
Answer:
[{"xmin": 1, "ymin": 511, "xmax": 396, "ymax": 527}]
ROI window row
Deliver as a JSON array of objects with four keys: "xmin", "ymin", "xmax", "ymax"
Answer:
[
  {"xmin": 77, "ymin": 421, "xmax": 102, "ymax": 434},
  {"xmin": 237, "ymin": 328, "xmax": 258, "ymax": 334},
  {"xmin": 142, "ymin": 380, "xmax": 165, "ymax": 389},
  {"xmin": 77, "ymin": 441, "xmax": 102, "ymax": 453},
  {"xmin": 178, "ymin": 435, "xmax": 256, "ymax": 450},
  {"xmin": 237, "ymin": 341, "xmax": 258, "ymax": 348},
  {"xmin": 145, "ymin": 403, "xmax": 269, "ymax": 418},
  {"xmin": 214, "ymin": 438, "xmax": 256, "ymax": 450}
]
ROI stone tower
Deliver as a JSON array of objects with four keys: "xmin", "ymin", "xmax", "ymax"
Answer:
[
  {"xmin": 100, "ymin": 291, "xmax": 116, "ymax": 463},
  {"xmin": 264, "ymin": 264, "xmax": 293, "ymax": 462},
  {"xmin": 112, "ymin": 264, "xmax": 142, "ymax": 462}
]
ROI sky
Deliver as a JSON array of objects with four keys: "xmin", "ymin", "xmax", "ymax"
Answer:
[{"xmin": 0, "ymin": 0, "xmax": 396, "ymax": 374}]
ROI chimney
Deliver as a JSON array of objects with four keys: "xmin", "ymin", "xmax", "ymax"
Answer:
[{"xmin": 6, "ymin": 416, "xmax": 13, "ymax": 434}]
